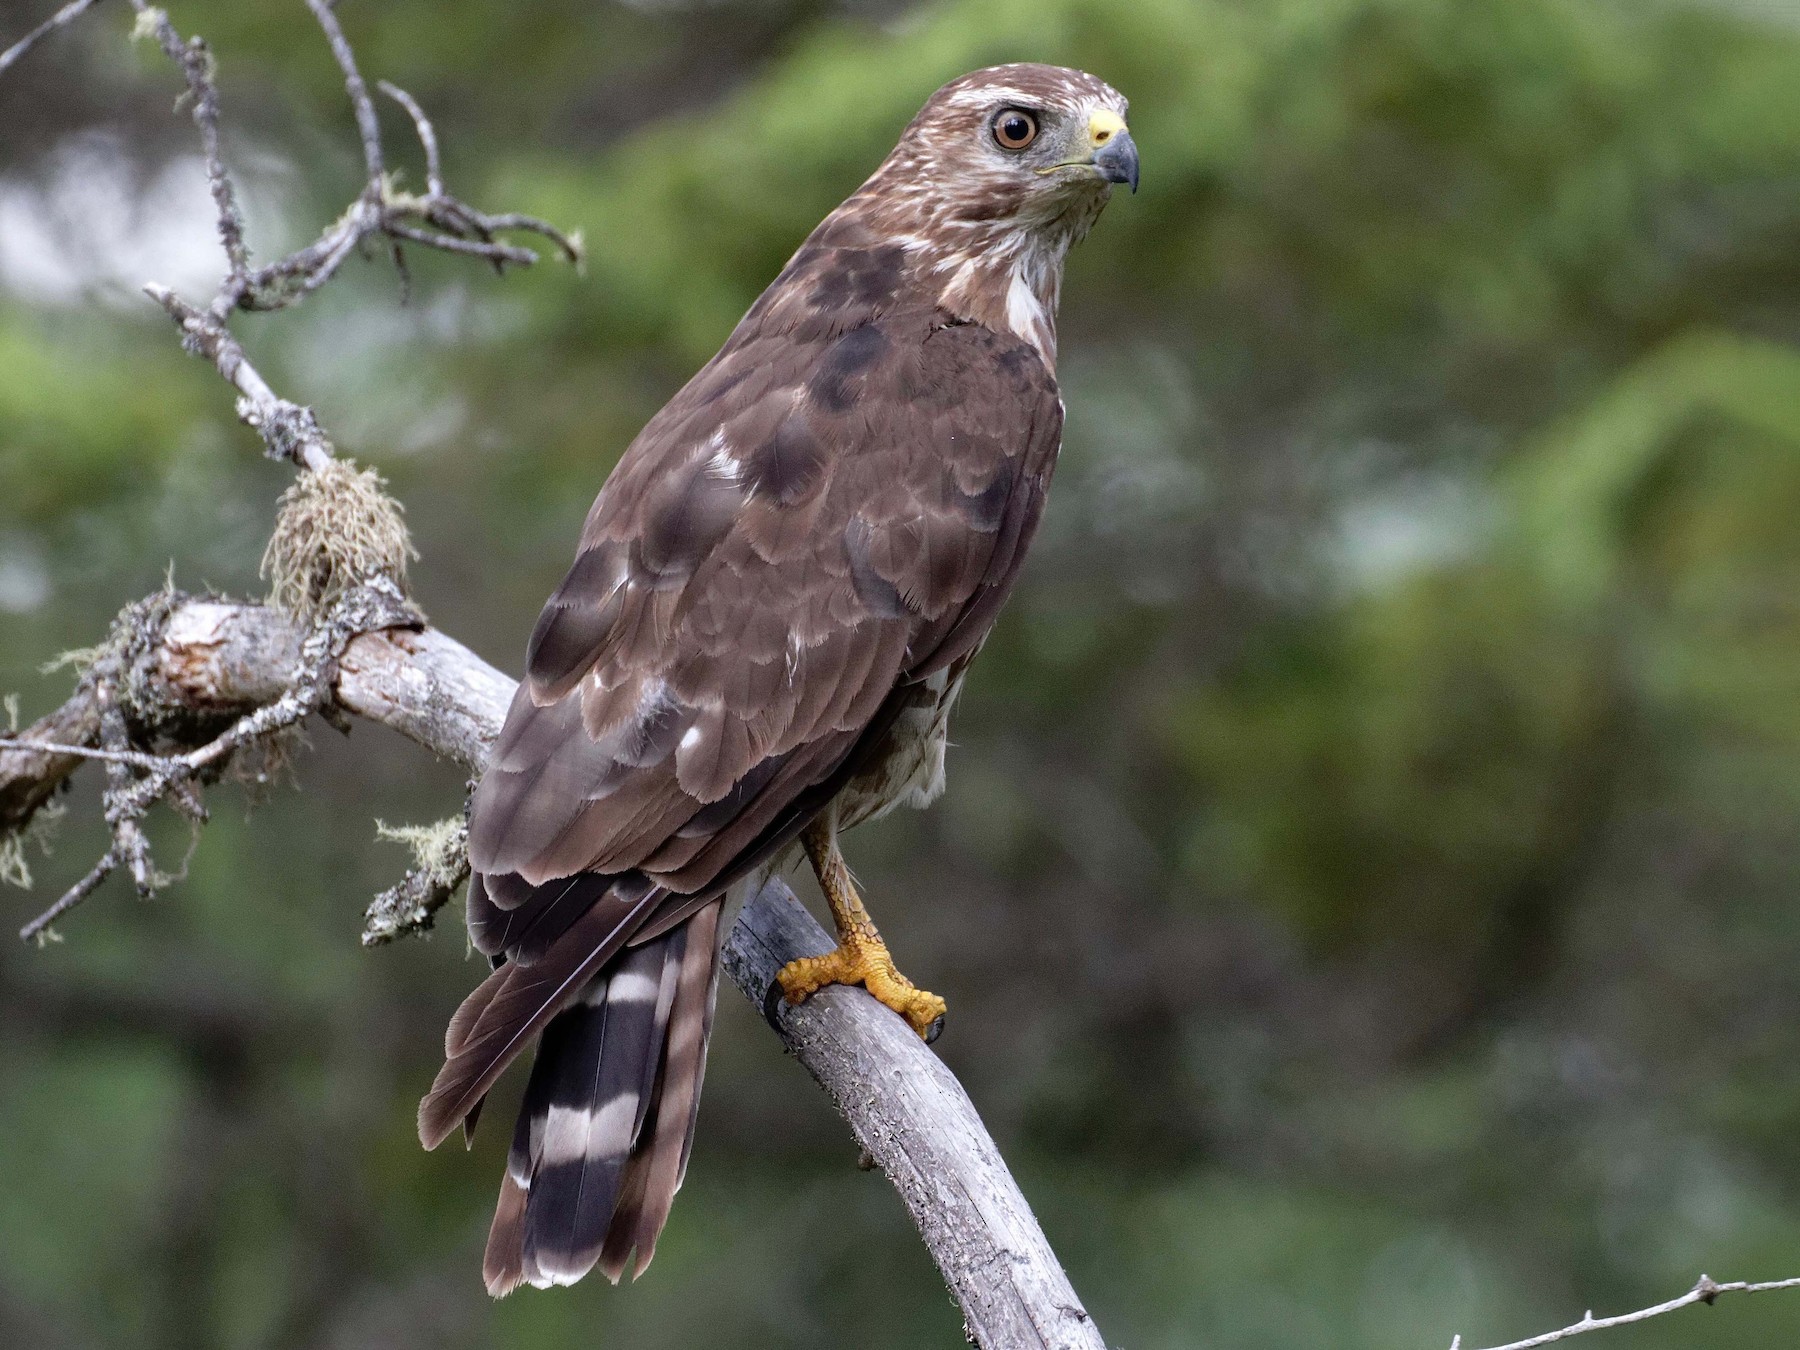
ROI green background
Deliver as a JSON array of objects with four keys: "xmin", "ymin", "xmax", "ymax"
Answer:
[{"xmin": 4, "ymin": 0, "xmax": 1800, "ymax": 1345}]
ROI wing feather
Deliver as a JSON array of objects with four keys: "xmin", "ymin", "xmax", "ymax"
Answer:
[{"xmin": 469, "ymin": 300, "xmax": 1058, "ymax": 897}]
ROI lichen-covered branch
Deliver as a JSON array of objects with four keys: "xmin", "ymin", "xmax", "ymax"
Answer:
[
  {"xmin": 364, "ymin": 815, "xmax": 471, "ymax": 946},
  {"xmin": 2, "ymin": 579, "xmax": 419, "ymax": 942}
]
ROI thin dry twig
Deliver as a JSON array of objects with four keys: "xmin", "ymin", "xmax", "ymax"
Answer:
[
  {"xmin": 0, "ymin": 738, "xmax": 167, "ymax": 770},
  {"xmin": 72, "ymin": 0, "xmax": 580, "ymax": 323},
  {"xmin": 381, "ymin": 221, "xmax": 539, "ymax": 267},
  {"xmin": 21, "ymin": 846, "xmax": 120, "ymax": 944},
  {"xmin": 1450, "ymin": 1273, "xmax": 1800, "ymax": 1350},
  {"xmin": 304, "ymin": 0, "xmax": 383, "ymax": 185},
  {"xmin": 0, "ymin": 0, "xmax": 107, "ymax": 78},
  {"xmin": 97, "ymin": 700, "xmax": 156, "ymax": 895},
  {"xmin": 377, "ymin": 80, "xmax": 442, "ymax": 197},
  {"xmin": 125, "ymin": 0, "xmax": 251, "ymax": 294},
  {"xmin": 144, "ymin": 283, "xmax": 336, "ymax": 469}
]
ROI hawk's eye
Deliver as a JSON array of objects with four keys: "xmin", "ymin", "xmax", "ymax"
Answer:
[{"xmin": 992, "ymin": 109, "xmax": 1038, "ymax": 151}]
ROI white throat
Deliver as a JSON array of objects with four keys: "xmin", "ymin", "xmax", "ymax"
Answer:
[{"xmin": 925, "ymin": 226, "xmax": 1071, "ymax": 371}]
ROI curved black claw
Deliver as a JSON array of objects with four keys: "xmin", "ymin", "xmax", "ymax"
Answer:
[
  {"xmin": 761, "ymin": 978, "xmax": 790, "ymax": 1032},
  {"xmin": 923, "ymin": 1011, "xmax": 946, "ymax": 1045}
]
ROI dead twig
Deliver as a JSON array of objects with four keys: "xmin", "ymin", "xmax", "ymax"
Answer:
[
  {"xmin": 0, "ymin": 738, "xmax": 167, "ymax": 770},
  {"xmin": 0, "ymin": 0, "xmax": 107, "ymax": 78},
  {"xmin": 20, "ymin": 847, "xmax": 120, "ymax": 945},
  {"xmin": 147, "ymin": 283, "xmax": 336, "ymax": 468},
  {"xmin": 125, "ymin": 0, "xmax": 251, "ymax": 296},
  {"xmin": 1450, "ymin": 1273, "xmax": 1800, "ymax": 1350},
  {"xmin": 304, "ymin": 0, "xmax": 383, "ymax": 186},
  {"xmin": 377, "ymin": 80, "xmax": 442, "ymax": 197}
]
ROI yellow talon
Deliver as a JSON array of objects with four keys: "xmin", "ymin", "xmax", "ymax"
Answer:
[
  {"xmin": 776, "ymin": 932, "xmax": 947, "ymax": 1041},
  {"xmin": 776, "ymin": 815, "xmax": 947, "ymax": 1042}
]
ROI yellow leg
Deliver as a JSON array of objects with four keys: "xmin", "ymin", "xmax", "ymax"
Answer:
[{"xmin": 775, "ymin": 818, "xmax": 947, "ymax": 1042}]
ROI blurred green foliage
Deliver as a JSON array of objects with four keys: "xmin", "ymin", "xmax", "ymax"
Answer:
[{"xmin": 3, "ymin": 0, "xmax": 1800, "ymax": 1346}]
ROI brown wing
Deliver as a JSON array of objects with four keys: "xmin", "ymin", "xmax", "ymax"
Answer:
[{"xmin": 467, "ymin": 298, "xmax": 1062, "ymax": 902}]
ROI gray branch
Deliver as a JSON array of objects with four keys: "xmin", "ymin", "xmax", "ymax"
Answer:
[
  {"xmin": 0, "ymin": 0, "xmax": 106, "ymax": 77},
  {"xmin": 1451, "ymin": 1274, "xmax": 1800, "ymax": 1350},
  {"xmin": 0, "ymin": 598, "xmax": 1105, "ymax": 1347},
  {"xmin": 117, "ymin": 0, "xmax": 581, "ymax": 325},
  {"xmin": 729, "ymin": 878, "xmax": 1106, "ymax": 1349}
]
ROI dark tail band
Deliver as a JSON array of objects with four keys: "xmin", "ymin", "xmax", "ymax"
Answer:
[{"xmin": 481, "ymin": 901, "xmax": 724, "ymax": 1292}]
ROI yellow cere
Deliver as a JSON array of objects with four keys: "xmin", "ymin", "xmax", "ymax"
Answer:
[{"xmin": 1087, "ymin": 109, "xmax": 1127, "ymax": 148}]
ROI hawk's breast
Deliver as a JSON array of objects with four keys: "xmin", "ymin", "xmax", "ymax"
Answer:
[{"xmin": 836, "ymin": 654, "xmax": 975, "ymax": 830}]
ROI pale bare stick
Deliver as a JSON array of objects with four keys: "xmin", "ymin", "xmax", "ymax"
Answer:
[
  {"xmin": 0, "ymin": 0, "xmax": 107, "ymax": 78},
  {"xmin": 0, "ymin": 738, "xmax": 167, "ymax": 770},
  {"xmin": 1450, "ymin": 1273, "xmax": 1800, "ymax": 1350}
]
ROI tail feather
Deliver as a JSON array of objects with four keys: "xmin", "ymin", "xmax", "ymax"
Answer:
[
  {"xmin": 482, "ymin": 901, "xmax": 725, "ymax": 1294},
  {"xmin": 444, "ymin": 961, "xmax": 504, "ymax": 1059},
  {"xmin": 418, "ymin": 876, "xmax": 663, "ymax": 1150},
  {"xmin": 519, "ymin": 939, "xmax": 674, "ymax": 1284},
  {"xmin": 599, "ymin": 900, "xmax": 722, "ymax": 1282},
  {"xmin": 468, "ymin": 869, "xmax": 616, "ymax": 965}
]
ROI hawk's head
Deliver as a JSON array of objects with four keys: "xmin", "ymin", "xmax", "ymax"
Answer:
[
  {"xmin": 902, "ymin": 63, "xmax": 1137, "ymax": 207},
  {"xmin": 840, "ymin": 63, "xmax": 1135, "ymax": 366}
]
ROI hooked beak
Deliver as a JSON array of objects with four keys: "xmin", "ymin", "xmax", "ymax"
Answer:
[
  {"xmin": 1093, "ymin": 128, "xmax": 1139, "ymax": 193},
  {"xmin": 1089, "ymin": 112, "xmax": 1139, "ymax": 194}
]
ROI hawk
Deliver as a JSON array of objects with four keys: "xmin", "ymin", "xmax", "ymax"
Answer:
[{"xmin": 419, "ymin": 62, "xmax": 1137, "ymax": 1294}]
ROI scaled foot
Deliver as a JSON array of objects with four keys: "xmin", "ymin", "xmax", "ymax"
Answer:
[{"xmin": 776, "ymin": 928, "xmax": 946, "ymax": 1042}]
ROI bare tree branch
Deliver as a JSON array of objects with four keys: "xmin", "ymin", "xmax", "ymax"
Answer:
[
  {"xmin": 125, "ymin": 0, "xmax": 251, "ymax": 291},
  {"xmin": 0, "ymin": 739, "xmax": 167, "ymax": 770},
  {"xmin": 145, "ymin": 284, "xmax": 338, "ymax": 469},
  {"xmin": 0, "ymin": 0, "xmax": 107, "ymax": 77},
  {"xmin": 117, "ymin": 0, "xmax": 582, "ymax": 327},
  {"xmin": 20, "ymin": 845, "xmax": 121, "ymax": 944},
  {"xmin": 377, "ymin": 80, "xmax": 442, "ymax": 197},
  {"xmin": 304, "ymin": 0, "xmax": 384, "ymax": 186},
  {"xmin": 1451, "ymin": 1273, "xmax": 1800, "ymax": 1350}
]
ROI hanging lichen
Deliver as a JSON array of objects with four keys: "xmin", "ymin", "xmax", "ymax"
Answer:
[{"xmin": 261, "ymin": 459, "xmax": 417, "ymax": 623}]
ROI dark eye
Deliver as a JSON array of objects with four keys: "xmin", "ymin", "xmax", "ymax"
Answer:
[{"xmin": 992, "ymin": 109, "xmax": 1038, "ymax": 151}]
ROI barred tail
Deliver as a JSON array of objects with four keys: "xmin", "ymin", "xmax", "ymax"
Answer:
[{"xmin": 481, "ymin": 900, "xmax": 723, "ymax": 1293}]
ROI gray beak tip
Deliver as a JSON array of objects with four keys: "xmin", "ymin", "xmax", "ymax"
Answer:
[{"xmin": 1094, "ymin": 128, "xmax": 1140, "ymax": 194}]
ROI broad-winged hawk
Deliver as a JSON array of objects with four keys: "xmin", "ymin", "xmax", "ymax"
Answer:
[{"xmin": 419, "ymin": 62, "xmax": 1138, "ymax": 1294}]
